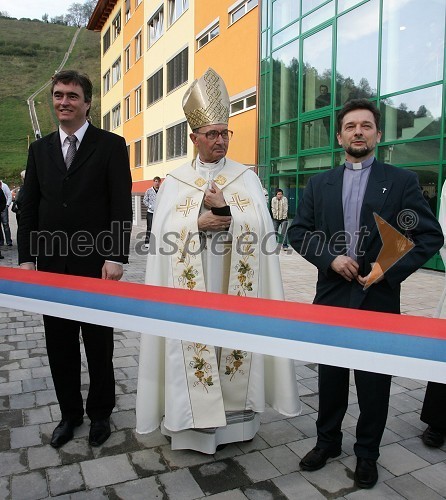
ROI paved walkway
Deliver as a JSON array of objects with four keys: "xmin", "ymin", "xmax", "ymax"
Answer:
[{"xmin": 0, "ymin": 216, "xmax": 445, "ymax": 499}]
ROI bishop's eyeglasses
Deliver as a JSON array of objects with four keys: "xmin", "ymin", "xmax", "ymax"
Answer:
[{"xmin": 194, "ymin": 129, "xmax": 233, "ymax": 141}]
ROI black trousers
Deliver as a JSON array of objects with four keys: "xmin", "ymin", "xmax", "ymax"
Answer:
[
  {"xmin": 421, "ymin": 382, "xmax": 446, "ymax": 431},
  {"xmin": 43, "ymin": 315, "xmax": 115, "ymax": 422},
  {"xmin": 316, "ymin": 365, "xmax": 392, "ymax": 460},
  {"xmin": 145, "ymin": 212, "xmax": 154, "ymax": 244}
]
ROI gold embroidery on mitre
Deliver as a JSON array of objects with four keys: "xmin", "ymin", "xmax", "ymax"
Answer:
[
  {"xmin": 214, "ymin": 175, "xmax": 226, "ymax": 186},
  {"xmin": 182, "ymin": 68, "xmax": 230, "ymax": 130},
  {"xmin": 176, "ymin": 197, "xmax": 199, "ymax": 217},
  {"xmin": 194, "ymin": 177, "xmax": 206, "ymax": 187},
  {"xmin": 228, "ymin": 193, "xmax": 250, "ymax": 212}
]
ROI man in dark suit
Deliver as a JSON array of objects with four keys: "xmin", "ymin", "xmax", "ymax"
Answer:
[
  {"xmin": 288, "ymin": 99, "xmax": 443, "ymax": 489},
  {"xmin": 18, "ymin": 70, "xmax": 132, "ymax": 448}
]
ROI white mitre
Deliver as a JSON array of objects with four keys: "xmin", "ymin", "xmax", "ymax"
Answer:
[{"xmin": 182, "ymin": 67, "xmax": 230, "ymax": 130}]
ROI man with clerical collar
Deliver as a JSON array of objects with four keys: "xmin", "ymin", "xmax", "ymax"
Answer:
[
  {"xmin": 135, "ymin": 68, "xmax": 300, "ymax": 454},
  {"xmin": 288, "ymin": 99, "xmax": 443, "ymax": 489}
]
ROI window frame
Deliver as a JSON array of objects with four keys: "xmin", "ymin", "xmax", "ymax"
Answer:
[
  {"xmin": 135, "ymin": 140, "xmax": 142, "ymax": 168},
  {"xmin": 166, "ymin": 47, "xmax": 188, "ymax": 94},
  {"xmin": 112, "ymin": 103, "xmax": 121, "ymax": 129},
  {"xmin": 112, "ymin": 12, "xmax": 121, "ymax": 40},
  {"xmin": 166, "ymin": 121, "xmax": 187, "ymax": 160},
  {"xmin": 196, "ymin": 20, "xmax": 219, "ymax": 50},
  {"xmin": 112, "ymin": 57, "xmax": 122, "ymax": 85},
  {"xmin": 135, "ymin": 86, "xmax": 142, "ymax": 115},
  {"xmin": 135, "ymin": 30, "xmax": 142, "ymax": 61},
  {"xmin": 103, "ymin": 27, "xmax": 111, "ymax": 54},
  {"xmin": 148, "ymin": 5, "xmax": 164, "ymax": 48},
  {"xmin": 228, "ymin": 0, "xmax": 258, "ymax": 26},
  {"xmin": 147, "ymin": 68, "xmax": 163, "ymax": 106},
  {"xmin": 103, "ymin": 70, "xmax": 111, "ymax": 95},
  {"xmin": 147, "ymin": 130, "xmax": 163, "ymax": 164}
]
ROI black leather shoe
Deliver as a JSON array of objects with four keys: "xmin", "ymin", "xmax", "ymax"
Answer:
[
  {"xmin": 50, "ymin": 418, "xmax": 83, "ymax": 448},
  {"xmin": 422, "ymin": 426, "xmax": 445, "ymax": 448},
  {"xmin": 89, "ymin": 418, "xmax": 111, "ymax": 446},
  {"xmin": 300, "ymin": 446, "xmax": 341, "ymax": 471},
  {"xmin": 354, "ymin": 457, "xmax": 378, "ymax": 489}
]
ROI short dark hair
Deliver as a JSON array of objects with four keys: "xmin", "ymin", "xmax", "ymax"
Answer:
[
  {"xmin": 276, "ymin": 189, "xmax": 283, "ymax": 195},
  {"xmin": 51, "ymin": 70, "xmax": 93, "ymax": 114},
  {"xmin": 153, "ymin": 176, "xmax": 161, "ymax": 182},
  {"xmin": 320, "ymin": 84, "xmax": 328, "ymax": 91},
  {"xmin": 337, "ymin": 99, "xmax": 381, "ymax": 133}
]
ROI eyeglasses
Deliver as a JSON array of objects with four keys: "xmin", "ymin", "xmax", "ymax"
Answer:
[{"xmin": 194, "ymin": 129, "xmax": 233, "ymax": 141}]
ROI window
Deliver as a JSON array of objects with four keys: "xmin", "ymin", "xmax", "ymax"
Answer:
[
  {"xmin": 167, "ymin": 48, "xmax": 188, "ymax": 93},
  {"xmin": 168, "ymin": 0, "xmax": 189, "ymax": 26},
  {"xmin": 229, "ymin": 0, "xmax": 258, "ymax": 25},
  {"xmin": 147, "ymin": 131, "xmax": 163, "ymax": 164},
  {"xmin": 147, "ymin": 69, "xmax": 163, "ymax": 105},
  {"xmin": 103, "ymin": 112, "xmax": 110, "ymax": 131},
  {"xmin": 148, "ymin": 6, "xmax": 164, "ymax": 47},
  {"xmin": 136, "ymin": 0, "xmax": 142, "ymax": 6},
  {"xmin": 197, "ymin": 22, "xmax": 219, "ymax": 50},
  {"xmin": 112, "ymin": 104, "xmax": 121, "ymax": 129},
  {"xmin": 112, "ymin": 12, "xmax": 121, "ymax": 40},
  {"xmin": 135, "ymin": 140, "xmax": 142, "ymax": 167},
  {"xmin": 125, "ymin": 96, "xmax": 131, "ymax": 121},
  {"xmin": 112, "ymin": 57, "xmax": 121, "ymax": 85},
  {"xmin": 135, "ymin": 86, "xmax": 142, "ymax": 114},
  {"xmin": 135, "ymin": 31, "xmax": 142, "ymax": 60},
  {"xmin": 230, "ymin": 92, "xmax": 256, "ymax": 115},
  {"xmin": 103, "ymin": 70, "xmax": 110, "ymax": 95},
  {"xmin": 125, "ymin": 45, "xmax": 131, "ymax": 71},
  {"xmin": 166, "ymin": 121, "xmax": 187, "ymax": 159},
  {"xmin": 103, "ymin": 28, "xmax": 110, "ymax": 54},
  {"xmin": 125, "ymin": 0, "xmax": 131, "ymax": 22}
]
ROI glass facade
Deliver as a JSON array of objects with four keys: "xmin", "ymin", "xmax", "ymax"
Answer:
[{"xmin": 260, "ymin": 0, "xmax": 446, "ymax": 269}]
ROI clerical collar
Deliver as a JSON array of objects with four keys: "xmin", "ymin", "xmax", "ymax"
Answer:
[
  {"xmin": 344, "ymin": 156, "xmax": 375, "ymax": 171},
  {"xmin": 196, "ymin": 155, "xmax": 226, "ymax": 171}
]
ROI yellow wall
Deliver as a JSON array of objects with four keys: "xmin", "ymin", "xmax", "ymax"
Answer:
[
  {"xmin": 195, "ymin": 0, "xmax": 259, "ymax": 166},
  {"xmin": 123, "ymin": 0, "xmax": 144, "ymax": 178}
]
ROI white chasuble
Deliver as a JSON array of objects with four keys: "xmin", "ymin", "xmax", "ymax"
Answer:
[{"xmin": 136, "ymin": 157, "xmax": 301, "ymax": 451}]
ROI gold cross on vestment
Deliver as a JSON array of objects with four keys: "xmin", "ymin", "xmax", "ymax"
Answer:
[
  {"xmin": 176, "ymin": 197, "xmax": 199, "ymax": 217},
  {"xmin": 228, "ymin": 193, "xmax": 250, "ymax": 212}
]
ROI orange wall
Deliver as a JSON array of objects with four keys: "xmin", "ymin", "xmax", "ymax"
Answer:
[{"xmin": 195, "ymin": 1, "xmax": 259, "ymax": 166}]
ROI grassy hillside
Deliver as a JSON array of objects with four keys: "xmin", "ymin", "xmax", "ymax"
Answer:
[{"xmin": 0, "ymin": 17, "xmax": 100, "ymax": 186}]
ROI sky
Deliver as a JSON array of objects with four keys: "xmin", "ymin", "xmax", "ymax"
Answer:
[{"xmin": 0, "ymin": 0, "xmax": 80, "ymax": 20}]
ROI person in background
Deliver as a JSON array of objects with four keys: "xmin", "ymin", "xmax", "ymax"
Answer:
[
  {"xmin": 11, "ymin": 170, "xmax": 26, "ymax": 226},
  {"xmin": 288, "ymin": 98, "xmax": 443, "ymax": 489},
  {"xmin": 142, "ymin": 176, "xmax": 161, "ymax": 248},
  {"xmin": 0, "ymin": 179, "xmax": 13, "ymax": 246},
  {"xmin": 271, "ymin": 188, "xmax": 289, "ymax": 250},
  {"xmin": 18, "ymin": 70, "xmax": 132, "ymax": 449}
]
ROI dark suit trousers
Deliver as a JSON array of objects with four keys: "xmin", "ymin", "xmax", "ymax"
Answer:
[
  {"xmin": 43, "ymin": 315, "xmax": 115, "ymax": 422},
  {"xmin": 317, "ymin": 365, "xmax": 392, "ymax": 460},
  {"xmin": 421, "ymin": 382, "xmax": 446, "ymax": 431}
]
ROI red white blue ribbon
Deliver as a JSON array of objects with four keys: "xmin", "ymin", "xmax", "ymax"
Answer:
[{"xmin": 0, "ymin": 267, "xmax": 445, "ymax": 383}]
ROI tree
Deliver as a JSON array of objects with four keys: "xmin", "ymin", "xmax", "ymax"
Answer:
[
  {"xmin": 42, "ymin": 13, "xmax": 49, "ymax": 23},
  {"xmin": 0, "ymin": 11, "xmax": 10, "ymax": 17},
  {"xmin": 66, "ymin": 3, "xmax": 85, "ymax": 27}
]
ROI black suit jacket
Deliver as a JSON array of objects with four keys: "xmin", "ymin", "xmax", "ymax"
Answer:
[
  {"xmin": 288, "ymin": 161, "xmax": 444, "ymax": 313},
  {"xmin": 18, "ymin": 124, "xmax": 133, "ymax": 278}
]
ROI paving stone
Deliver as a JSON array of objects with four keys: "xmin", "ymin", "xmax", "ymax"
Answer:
[
  {"xmin": 345, "ymin": 482, "xmax": 405, "ymax": 498},
  {"xmin": 0, "ymin": 476, "xmax": 9, "ymax": 499},
  {"xmin": 389, "ymin": 393, "xmax": 423, "ymax": 413},
  {"xmin": 189, "ymin": 458, "xmax": 251, "ymax": 495},
  {"xmin": 133, "ymin": 428, "xmax": 169, "ymax": 449},
  {"xmin": 22, "ymin": 378, "xmax": 46, "ymax": 392},
  {"xmin": 24, "ymin": 406, "xmax": 52, "ymax": 426},
  {"xmin": 160, "ymin": 444, "xmax": 214, "ymax": 469},
  {"xmin": 108, "ymin": 476, "xmax": 164, "ymax": 499},
  {"xmin": 300, "ymin": 460, "xmax": 357, "ymax": 495},
  {"xmin": 386, "ymin": 416, "xmax": 424, "ymax": 439},
  {"xmin": 399, "ymin": 436, "xmax": 446, "ymax": 464},
  {"xmin": 0, "ymin": 429, "xmax": 9, "ymax": 452},
  {"xmin": 11, "ymin": 470, "xmax": 48, "ymax": 500},
  {"xmin": 412, "ymin": 462, "xmax": 446, "ymax": 497},
  {"xmin": 0, "ymin": 395, "xmax": 8, "ymax": 410},
  {"xmin": 80, "ymin": 455, "xmax": 138, "ymax": 488},
  {"xmin": 235, "ymin": 451, "xmax": 281, "ymax": 483},
  {"xmin": 129, "ymin": 448, "xmax": 168, "ymax": 476},
  {"xmin": 385, "ymin": 473, "xmax": 444, "ymax": 499},
  {"xmin": 0, "ymin": 381, "xmax": 22, "ymax": 396},
  {"xmin": 9, "ymin": 368, "xmax": 32, "ymax": 382},
  {"xmin": 379, "ymin": 443, "xmax": 430, "ymax": 475},
  {"xmin": 261, "ymin": 445, "xmax": 300, "ymax": 475},
  {"xmin": 272, "ymin": 472, "xmax": 326, "ymax": 500},
  {"xmin": 199, "ymin": 489, "xmax": 247, "ymax": 500},
  {"xmin": 288, "ymin": 414, "xmax": 317, "ymax": 438},
  {"xmin": 115, "ymin": 393, "xmax": 136, "ymax": 411},
  {"xmin": 91, "ymin": 429, "xmax": 140, "ymax": 458},
  {"xmin": 237, "ymin": 434, "xmax": 270, "ymax": 453},
  {"xmin": 28, "ymin": 445, "xmax": 62, "ymax": 469},
  {"xmin": 9, "ymin": 392, "xmax": 36, "ymax": 409},
  {"xmin": 259, "ymin": 407, "xmax": 289, "ymax": 424},
  {"xmin": 286, "ymin": 436, "xmax": 317, "ymax": 459},
  {"xmin": 35, "ymin": 389, "xmax": 57, "ymax": 406},
  {"xmin": 0, "ymin": 409, "xmax": 23, "ymax": 430},
  {"xmin": 158, "ymin": 468, "xmax": 204, "ymax": 500},
  {"xmin": 59, "ymin": 438, "xmax": 94, "ymax": 465},
  {"xmin": 257, "ymin": 420, "xmax": 303, "ymax": 447},
  {"xmin": 213, "ymin": 442, "xmax": 244, "ymax": 460},
  {"xmin": 398, "ymin": 411, "xmax": 427, "ymax": 431},
  {"xmin": 340, "ymin": 455, "xmax": 394, "ymax": 484},
  {"xmin": 111, "ymin": 409, "xmax": 135, "ymax": 430},
  {"xmin": 0, "ymin": 450, "xmax": 27, "ymax": 476},
  {"xmin": 31, "ymin": 366, "xmax": 51, "ymax": 378},
  {"xmin": 47, "ymin": 463, "xmax": 85, "ymax": 496},
  {"xmin": 10, "ymin": 424, "xmax": 41, "ymax": 448},
  {"xmin": 66, "ymin": 488, "xmax": 108, "ymax": 499}
]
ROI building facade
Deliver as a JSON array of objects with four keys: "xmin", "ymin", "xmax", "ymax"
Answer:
[
  {"xmin": 88, "ymin": 0, "xmax": 260, "ymax": 194},
  {"xmin": 259, "ymin": 0, "xmax": 446, "ymax": 270}
]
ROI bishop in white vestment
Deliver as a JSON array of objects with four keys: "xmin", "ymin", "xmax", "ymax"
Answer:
[{"xmin": 136, "ymin": 68, "xmax": 301, "ymax": 454}]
